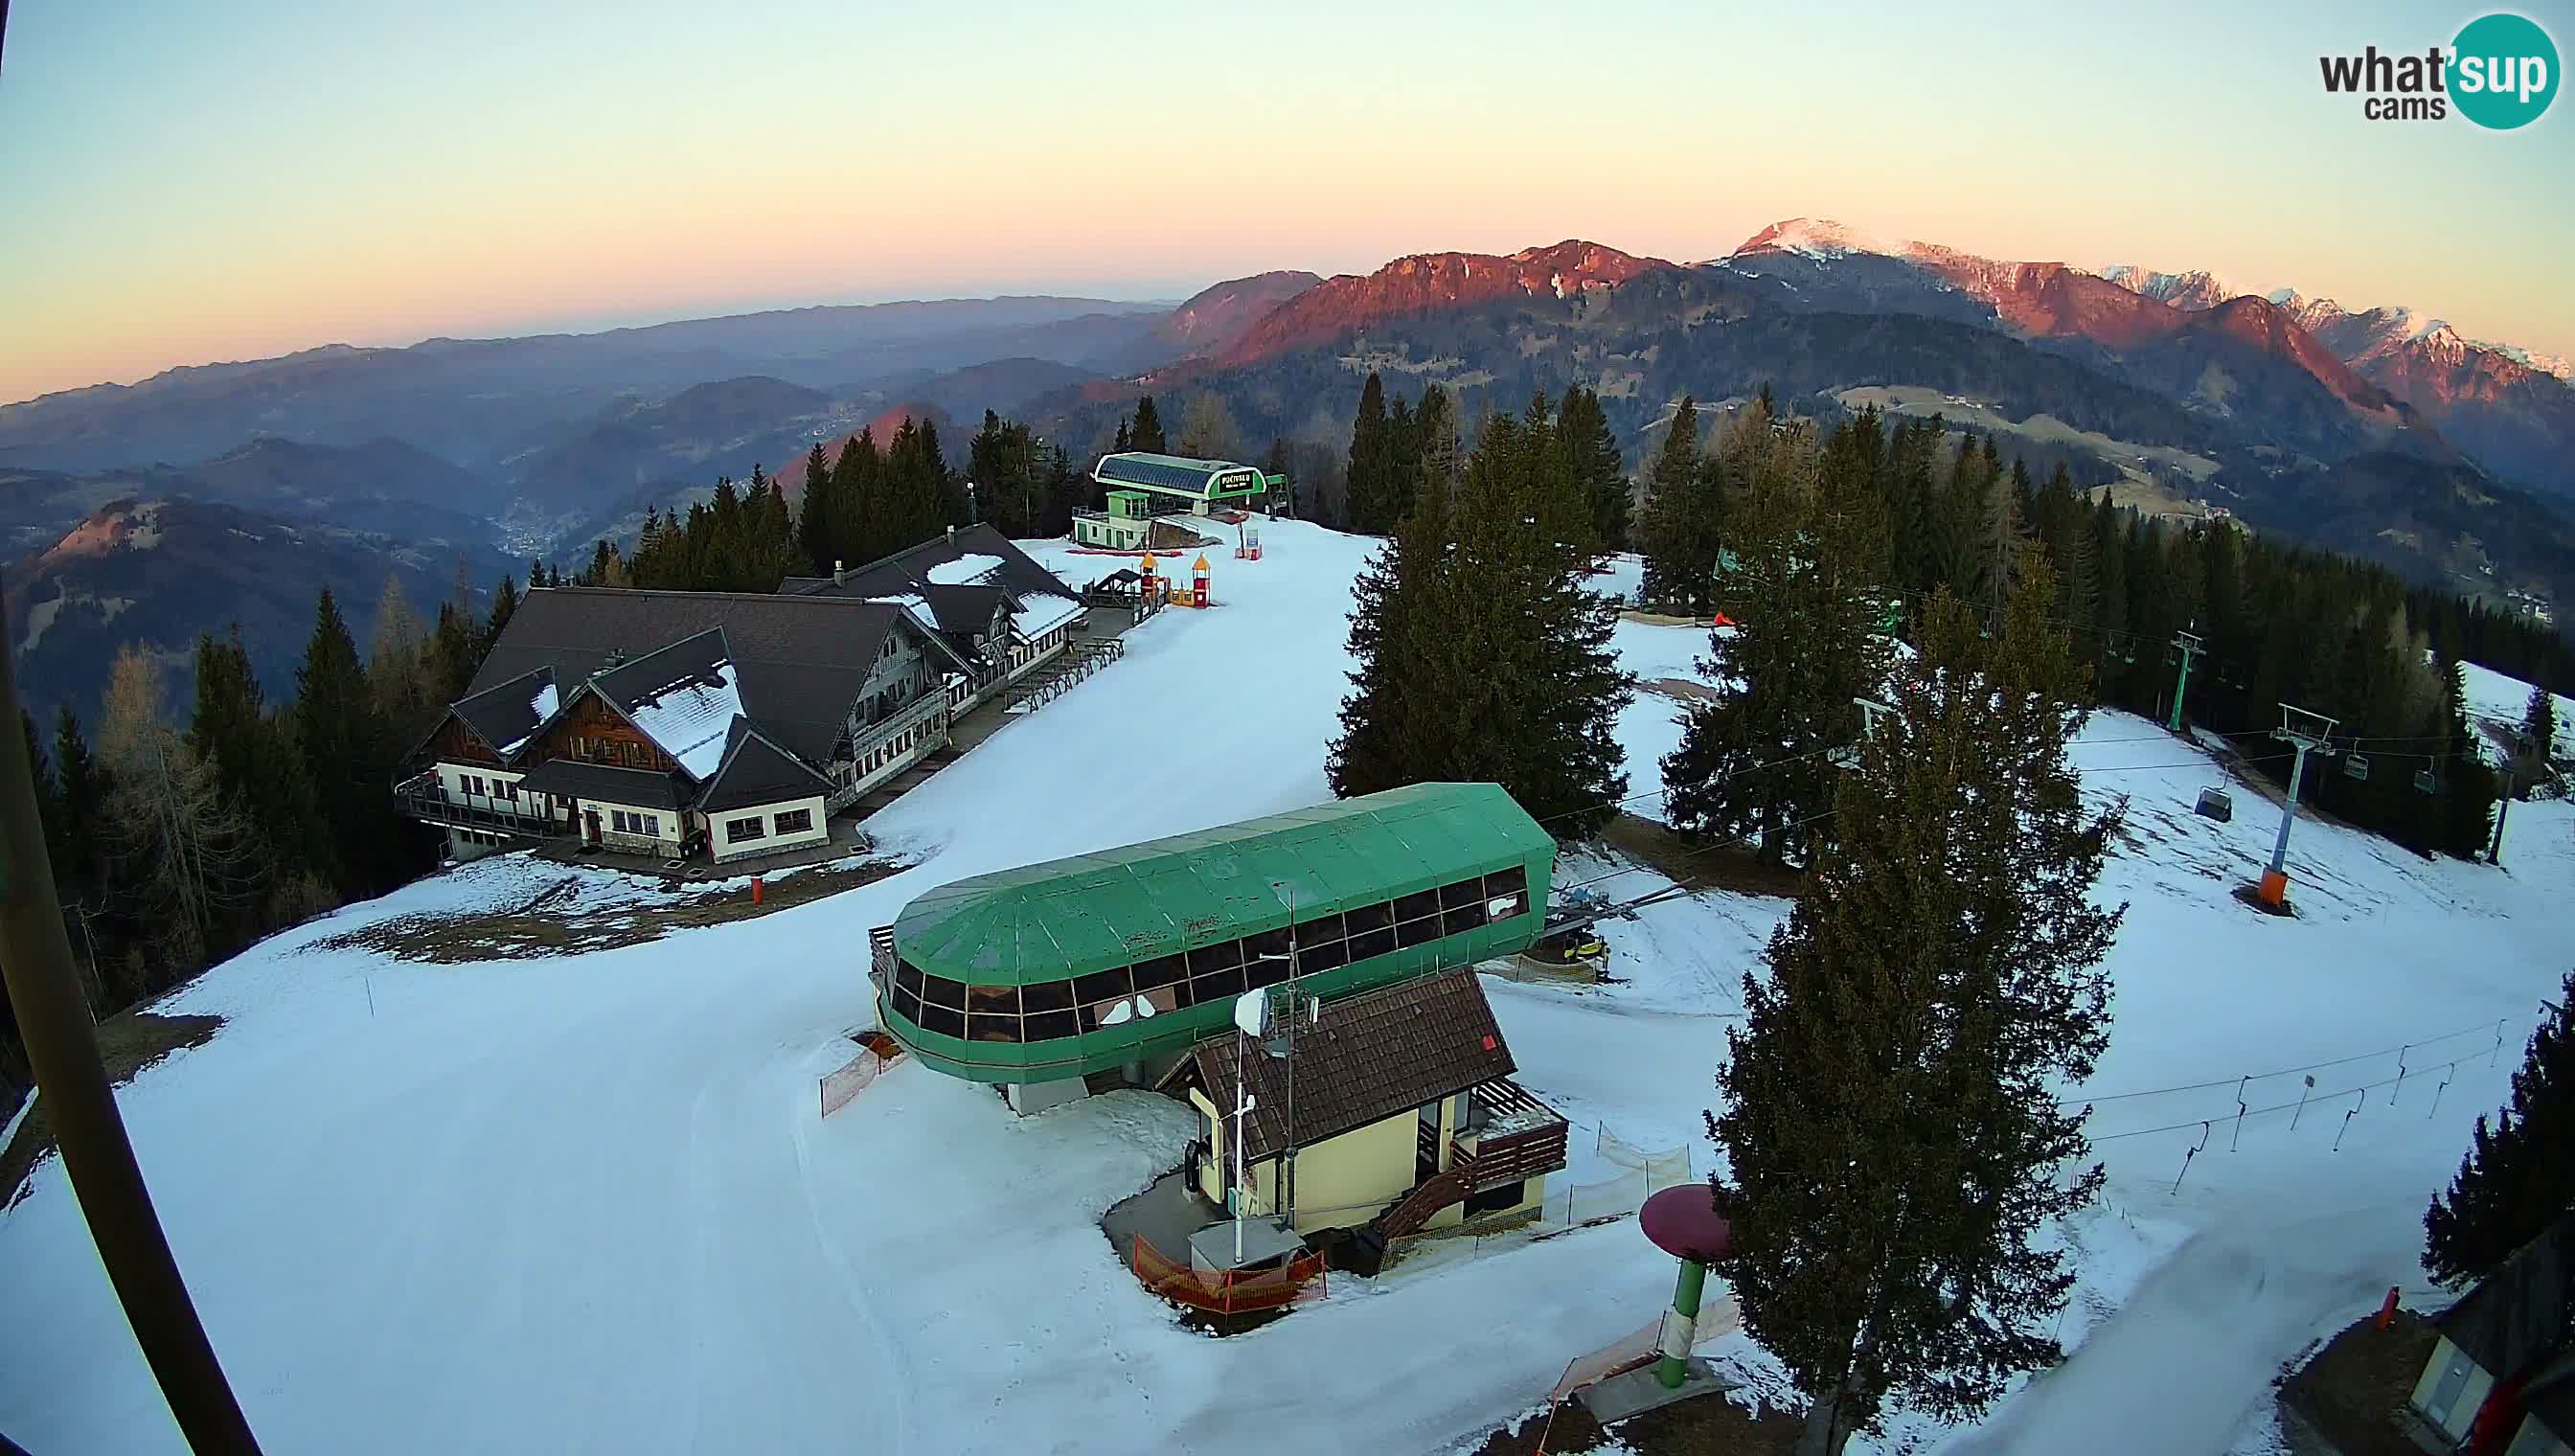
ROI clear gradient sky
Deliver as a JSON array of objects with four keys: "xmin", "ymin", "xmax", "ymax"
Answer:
[{"xmin": 2, "ymin": 0, "xmax": 2568, "ymax": 406}]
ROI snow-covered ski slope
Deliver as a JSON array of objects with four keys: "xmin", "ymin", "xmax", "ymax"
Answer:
[{"xmin": 2, "ymin": 518, "xmax": 2566, "ymax": 1456}]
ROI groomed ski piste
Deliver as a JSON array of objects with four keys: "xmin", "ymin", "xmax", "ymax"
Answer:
[{"xmin": 2, "ymin": 518, "xmax": 2568, "ymax": 1455}]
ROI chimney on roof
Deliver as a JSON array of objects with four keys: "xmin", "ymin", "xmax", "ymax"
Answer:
[{"xmin": 833, "ymin": 558, "xmax": 845, "ymax": 586}]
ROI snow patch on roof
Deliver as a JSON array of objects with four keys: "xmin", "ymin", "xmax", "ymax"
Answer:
[
  {"xmin": 871, "ymin": 594, "xmax": 941, "ymax": 634},
  {"xmin": 623, "ymin": 661, "xmax": 741, "ymax": 780},
  {"xmin": 1010, "ymin": 592, "xmax": 1086, "ymax": 644},
  {"xmin": 924, "ymin": 554, "xmax": 1005, "ymax": 585}
]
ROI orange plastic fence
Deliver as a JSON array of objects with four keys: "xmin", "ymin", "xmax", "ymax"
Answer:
[{"xmin": 1130, "ymin": 1235, "xmax": 1326, "ymax": 1315}]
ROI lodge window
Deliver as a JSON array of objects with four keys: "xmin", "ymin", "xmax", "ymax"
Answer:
[
  {"xmin": 1393, "ymin": 889, "xmax": 1440, "ymax": 925},
  {"xmin": 1343, "ymin": 902, "xmax": 1392, "ymax": 935},
  {"xmin": 1242, "ymin": 926, "xmax": 1291, "ymax": 962},
  {"xmin": 1191, "ymin": 963, "xmax": 1246, "ymax": 1001},
  {"xmin": 915, "ymin": 1003, "xmax": 965, "ymax": 1038},
  {"xmin": 1347, "ymin": 926, "xmax": 1396, "ymax": 961},
  {"xmin": 1186, "ymin": 942, "xmax": 1241, "ymax": 976},
  {"xmin": 1022, "ymin": 1008, "xmax": 1079, "ymax": 1040},
  {"xmin": 1019, "ymin": 980, "xmax": 1071, "ymax": 1012},
  {"xmin": 1398, "ymin": 914, "xmax": 1444, "ymax": 949},
  {"xmin": 967, "ymin": 984, "xmax": 1019, "ymax": 1014},
  {"xmin": 1245, "ymin": 952, "xmax": 1291, "ymax": 990},
  {"xmin": 1294, "ymin": 911, "xmax": 1345, "ymax": 947},
  {"xmin": 775, "ymin": 808, "xmax": 813, "ymax": 835},
  {"xmin": 1439, "ymin": 880, "xmax": 1484, "ymax": 909},
  {"xmin": 968, "ymin": 1013, "xmax": 1021, "ymax": 1043},
  {"xmin": 920, "ymin": 974, "xmax": 968, "ymax": 1011},
  {"xmin": 727, "ymin": 816, "xmax": 764, "ymax": 843},
  {"xmin": 1484, "ymin": 865, "xmax": 1529, "ymax": 902},
  {"xmin": 1131, "ymin": 954, "xmax": 1187, "ymax": 991},
  {"xmin": 1072, "ymin": 967, "xmax": 1131, "ymax": 1004},
  {"xmin": 1298, "ymin": 938, "xmax": 1350, "ymax": 973}
]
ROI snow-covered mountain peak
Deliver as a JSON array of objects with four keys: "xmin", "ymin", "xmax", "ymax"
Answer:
[
  {"xmin": 2096, "ymin": 265, "xmax": 2240, "ymax": 310},
  {"xmin": 1729, "ymin": 216, "xmax": 1906, "ymax": 262}
]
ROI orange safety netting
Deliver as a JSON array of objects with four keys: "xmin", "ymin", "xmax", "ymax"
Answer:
[{"xmin": 1130, "ymin": 1236, "xmax": 1327, "ymax": 1315}]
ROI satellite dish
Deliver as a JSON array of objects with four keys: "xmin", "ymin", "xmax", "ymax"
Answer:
[{"xmin": 1233, "ymin": 988, "xmax": 1269, "ymax": 1038}]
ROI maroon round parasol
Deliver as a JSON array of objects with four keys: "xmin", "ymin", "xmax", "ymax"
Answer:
[{"xmin": 1640, "ymin": 1184, "xmax": 1732, "ymax": 1263}]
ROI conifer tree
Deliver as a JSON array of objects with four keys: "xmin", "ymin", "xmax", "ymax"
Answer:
[
  {"xmin": 2521, "ymin": 683, "xmax": 2557, "ymax": 790},
  {"xmin": 795, "ymin": 442, "xmax": 834, "ymax": 569},
  {"xmin": 1328, "ymin": 405, "xmax": 1631, "ymax": 832},
  {"xmin": 1711, "ymin": 579, "xmax": 2123, "ymax": 1456},
  {"xmin": 489, "ymin": 573, "xmax": 519, "ymax": 644},
  {"xmin": 2434, "ymin": 649, "xmax": 2500, "ymax": 857},
  {"xmin": 1634, "ymin": 397, "xmax": 1713, "ymax": 608},
  {"xmin": 2425, "ymin": 974, "xmax": 2573, "ymax": 1286},
  {"xmin": 51, "ymin": 706, "xmax": 110, "ymax": 914},
  {"xmin": 1128, "ymin": 395, "xmax": 1167, "ymax": 454},
  {"xmin": 1662, "ymin": 418, "xmax": 1893, "ymax": 867},
  {"xmin": 192, "ymin": 627, "xmax": 318, "ymax": 853},
  {"xmin": 1040, "ymin": 444, "xmax": 1079, "ymax": 536},
  {"xmin": 1343, "ymin": 372, "xmax": 1395, "ymax": 535},
  {"xmin": 294, "ymin": 587, "xmax": 413, "ymax": 897},
  {"xmin": 1558, "ymin": 385, "xmax": 1629, "ymax": 552}
]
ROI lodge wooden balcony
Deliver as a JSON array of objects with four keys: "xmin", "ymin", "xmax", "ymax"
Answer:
[{"xmin": 396, "ymin": 774, "xmax": 562, "ymax": 838}]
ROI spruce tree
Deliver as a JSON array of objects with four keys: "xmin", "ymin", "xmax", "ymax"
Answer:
[
  {"xmin": 2434, "ymin": 648, "xmax": 2500, "ymax": 857},
  {"xmin": 2425, "ymin": 975, "xmax": 2573, "ymax": 1286},
  {"xmin": 1712, "ymin": 579, "xmax": 2123, "ymax": 1456},
  {"xmin": 1128, "ymin": 395, "xmax": 1167, "ymax": 454},
  {"xmin": 1662, "ymin": 419, "xmax": 1893, "ymax": 867},
  {"xmin": 2522, "ymin": 683, "xmax": 2558, "ymax": 790},
  {"xmin": 293, "ymin": 587, "xmax": 414, "ymax": 898},
  {"xmin": 1558, "ymin": 385, "xmax": 1629, "ymax": 552},
  {"xmin": 1328, "ymin": 406, "xmax": 1631, "ymax": 832},
  {"xmin": 489, "ymin": 573, "xmax": 520, "ymax": 643},
  {"xmin": 1344, "ymin": 372, "xmax": 1393, "ymax": 535},
  {"xmin": 51, "ymin": 706, "xmax": 110, "ymax": 910},
  {"xmin": 799, "ymin": 440, "xmax": 843, "ymax": 575},
  {"xmin": 1634, "ymin": 397, "xmax": 1708, "ymax": 608}
]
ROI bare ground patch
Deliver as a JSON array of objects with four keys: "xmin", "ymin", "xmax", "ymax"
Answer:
[
  {"xmin": 4, "ymin": 1010, "xmax": 226, "ymax": 1206},
  {"xmin": 308, "ymin": 856, "xmax": 909, "ymax": 965},
  {"xmin": 1599, "ymin": 812, "xmax": 1809, "ymax": 901},
  {"xmin": 2276, "ymin": 1309, "xmax": 2438, "ymax": 1456}
]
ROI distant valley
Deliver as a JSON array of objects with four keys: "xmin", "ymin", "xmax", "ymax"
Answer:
[{"xmin": 7, "ymin": 225, "xmax": 2570, "ymax": 731}]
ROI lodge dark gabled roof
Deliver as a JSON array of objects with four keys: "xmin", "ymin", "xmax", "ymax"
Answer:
[
  {"xmin": 786, "ymin": 523, "xmax": 1075, "ymax": 622},
  {"xmin": 696, "ymin": 718, "xmax": 832, "ymax": 814},
  {"xmin": 1188, "ymin": 967, "xmax": 1516, "ymax": 1164},
  {"xmin": 2435, "ymin": 1208, "xmax": 2573, "ymax": 1378},
  {"xmin": 515, "ymin": 758, "xmax": 689, "ymax": 811},
  {"xmin": 468, "ymin": 587, "xmax": 905, "ymax": 766},
  {"xmin": 450, "ymin": 668, "xmax": 558, "ymax": 760}
]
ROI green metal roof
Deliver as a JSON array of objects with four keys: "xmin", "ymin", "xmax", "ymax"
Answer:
[
  {"xmin": 1091, "ymin": 452, "xmax": 1268, "ymax": 498},
  {"xmin": 893, "ymin": 783, "xmax": 1551, "ymax": 986}
]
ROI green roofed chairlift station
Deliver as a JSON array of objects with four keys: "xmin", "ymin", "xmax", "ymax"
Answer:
[
  {"xmin": 1074, "ymin": 452, "xmax": 1287, "ymax": 549},
  {"xmin": 869, "ymin": 783, "xmax": 1555, "ymax": 1085}
]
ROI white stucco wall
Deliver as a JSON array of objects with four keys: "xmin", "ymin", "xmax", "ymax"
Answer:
[{"xmin": 710, "ymin": 794, "xmax": 830, "ymax": 861}]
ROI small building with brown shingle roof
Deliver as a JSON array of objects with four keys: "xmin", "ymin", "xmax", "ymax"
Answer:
[{"xmin": 1160, "ymin": 967, "xmax": 1568, "ymax": 1239}]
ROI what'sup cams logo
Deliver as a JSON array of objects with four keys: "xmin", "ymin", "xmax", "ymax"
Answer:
[{"xmin": 2318, "ymin": 11, "xmax": 2558, "ymax": 127}]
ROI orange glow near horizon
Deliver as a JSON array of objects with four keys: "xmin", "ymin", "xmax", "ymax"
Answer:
[{"xmin": 4, "ymin": 0, "xmax": 2567, "ymax": 407}]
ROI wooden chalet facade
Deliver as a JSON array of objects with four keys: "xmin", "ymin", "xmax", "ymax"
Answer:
[{"xmin": 1161, "ymin": 968, "xmax": 1568, "ymax": 1240}]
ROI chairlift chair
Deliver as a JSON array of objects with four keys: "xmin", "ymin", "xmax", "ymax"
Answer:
[
  {"xmin": 2413, "ymin": 765, "xmax": 2437, "ymax": 794},
  {"xmin": 2344, "ymin": 752, "xmax": 2371, "ymax": 782},
  {"xmin": 2194, "ymin": 786, "xmax": 2234, "ymax": 823}
]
